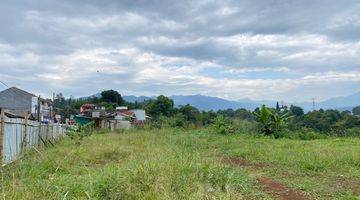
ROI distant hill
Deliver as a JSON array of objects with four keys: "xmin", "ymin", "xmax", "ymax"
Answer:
[
  {"xmin": 318, "ymin": 92, "xmax": 360, "ymax": 109},
  {"xmin": 123, "ymin": 94, "xmax": 276, "ymax": 111},
  {"xmin": 92, "ymin": 91, "xmax": 360, "ymax": 112},
  {"xmin": 171, "ymin": 95, "xmax": 277, "ymax": 111},
  {"xmin": 295, "ymin": 92, "xmax": 360, "ymax": 111},
  {"xmin": 122, "ymin": 95, "xmax": 154, "ymax": 103}
]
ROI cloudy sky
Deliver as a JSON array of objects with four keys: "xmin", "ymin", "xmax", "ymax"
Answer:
[{"xmin": 0, "ymin": 0, "xmax": 359, "ymax": 102}]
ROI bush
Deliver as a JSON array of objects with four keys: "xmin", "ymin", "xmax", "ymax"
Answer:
[
  {"xmin": 232, "ymin": 119, "xmax": 257, "ymax": 134},
  {"xmin": 66, "ymin": 122, "xmax": 94, "ymax": 144},
  {"xmin": 342, "ymin": 127, "xmax": 360, "ymax": 137},
  {"xmin": 211, "ymin": 116, "xmax": 235, "ymax": 135},
  {"xmin": 281, "ymin": 129, "xmax": 327, "ymax": 140}
]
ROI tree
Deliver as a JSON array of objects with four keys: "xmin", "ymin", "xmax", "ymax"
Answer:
[
  {"xmin": 100, "ymin": 90, "xmax": 124, "ymax": 105},
  {"xmin": 178, "ymin": 104, "xmax": 200, "ymax": 123},
  {"xmin": 276, "ymin": 102, "xmax": 280, "ymax": 111},
  {"xmin": 289, "ymin": 105, "xmax": 304, "ymax": 116},
  {"xmin": 234, "ymin": 108, "xmax": 253, "ymax": 120},
  {"xmin": 200, "ymin": 110, "xmax": 217, "ymax": 125},
  {"xmin": 146, "ymin": 95, "xmax": 174, "ymax": 118},
  {"xmin": 352, "ymin": 106, "xmax": 360, "ymax": 115},
  {"xmin": 253, "ymin": 105, "xmax": 273, "ymax": 135}
]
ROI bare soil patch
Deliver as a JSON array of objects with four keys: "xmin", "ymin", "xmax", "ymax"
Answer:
[
  {"xmin": 335, "ymin": 176, "xmax": 360, "ymax": 196},
  {"xmin": 258, "ymin": 177, "xmax": 309, "ymax": 200},
  {"xmin": 222, "ymin": 157, "xmax": 310, "ymax": 200},
  {"xmin": 221, "ymin": 157, "xmax": 271, "ymax": 169}
]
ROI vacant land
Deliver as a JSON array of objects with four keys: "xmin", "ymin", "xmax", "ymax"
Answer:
[{"xmin": 1, "ymin": 129, "xmax": 359, "ymax": 199}]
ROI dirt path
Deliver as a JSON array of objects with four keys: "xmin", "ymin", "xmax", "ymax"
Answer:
[
  {"xmin": 258, "ymin": 177, "xmax": 308, "ymax": 200},
  {"xmin": 222, "ymin": 157, "xmax": 309, "ymax": 200}
]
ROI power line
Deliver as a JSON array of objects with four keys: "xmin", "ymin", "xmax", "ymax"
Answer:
[{"xmin": 0, "ymin": 80, "xmax": 9, "ymax": 88}]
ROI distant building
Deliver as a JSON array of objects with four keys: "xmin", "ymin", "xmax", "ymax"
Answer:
[
  {"xmin": 117, "ymin": 109, "xmax": 148, "ymax": 124},
  {"xmin": 131, "ymin": 109, "xmax": 147, "ymax": 122},
  {"xmin": 0, "ymin": 87, "xmax": 53, "ymax": 122},
  {"xmin": 80, "ymin": 103, "xmax": 95, "ymax": 113}
]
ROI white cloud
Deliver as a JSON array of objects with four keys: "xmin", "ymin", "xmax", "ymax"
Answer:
[{"xmin": 0, "ymin": 1, "xmax": 360, "ymax": 101}]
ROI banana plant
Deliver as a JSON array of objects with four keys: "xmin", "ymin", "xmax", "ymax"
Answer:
[
  {"xmin": 271, "ymin": 111, "xmax": 293, "ymax": 132},
  {"xmin": 253, "ymin": 105, "xmax": 273, "ymax": 135},
  {"xmin": 253, "ymin": 105, "xmax": 293, "ymax": 135}
]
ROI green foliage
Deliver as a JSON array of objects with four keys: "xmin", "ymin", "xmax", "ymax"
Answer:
[
  {"xmin": 100, "ymin": 90, "xmax": 124, "ymax": 105},
  {"xmin": 276, "ymin": 101, "xmax": 280, "ymax": 111},
  {"xmin": 178, "ymin": 104, "xmax": 201, "ymax": 124},
  {"xmin": 352, "ymin": 106, "xmax": 360, "ymax": 115},
  {"xmin": 53, "ymin": 90, "xmax": 359, "ymax": 138},
  {"xmin": 253, "ymin": 105, "xmax": 292, "ymax": 136},
  {"xmin": 253, "ymin": 105, "xmax": 273, "ymax": 135},
  {"xmin": 287, "ymin": 108, "xmax": 360, "ymax": 137},
  {"xmin": 234, "ymin": 108, "xmax": 254, "ymax": 120},
  {"xmin": 281, "ymin": 129, "xmax": 327, "ymax": 140},
  {"xmin": 211, "ymin": 115, "xmax": 235, "ymax": 135},
  {"xmin": 1, "ymin": 129, "xmax": 359, "ymax": 199},
  {"xmin": 66, "ymin": 122, "xmax": 94, "ymax": 143},
  {"xmin": 289, "ymin": 105, "xmax": 304, "ymax": 116},
  {"xmin": 200, "ymin": 110, "xmax": 218, "ymax": 125},
  {"xmin": 146, "ymin": 95, "xmax": 174, "ymax": 118},
  {"xmin": 169, "ymin": 113, "xmax": 188, "ymax": 128},
  {"xmin": 271, "ymin": 111, "xmax": 292, "ymax": 133},
  {"xmin": 232, "ymin": 119, "xmax": 257, "ymax": 134},
  {"xmin": 343, "ymin": 127, "xmax": 360, "ymax": 137},
  {"xmin": 217, "ymin": 108, "xmax": 253, "ymax": 121}
]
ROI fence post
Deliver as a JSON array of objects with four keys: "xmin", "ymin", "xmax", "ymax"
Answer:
[
  {"xmin": 37, "ymin": 113, "xmax": 42, "ymax": 147},
  {"xmin": 22, "ymin": 112, "xmax": 29, "ymax": 153},
  {"xmin": 46, "ymin": 123, "xmax": 50, "ymax": 141},
  {"xmin": 0, "ymin": 109, "xmax": 5, "ymax": 165}
]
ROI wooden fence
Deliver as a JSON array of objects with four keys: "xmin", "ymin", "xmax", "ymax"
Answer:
[{"xmin": 0, "ymin": 110, "xmax": 66, "ymax": 165}]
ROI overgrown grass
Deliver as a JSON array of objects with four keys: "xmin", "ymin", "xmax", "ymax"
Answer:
[
  {"xmin": 1, "ymin": 128, "xmax": 359, "ymax": 199},
  {"xmin": 0, "ymin": 129, "xmax": 268, "ymax": 199}
]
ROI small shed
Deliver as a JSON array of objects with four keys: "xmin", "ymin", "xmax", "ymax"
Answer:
[{"xmin": 73, "ymin": 115, "xmax": 93, "ymax": 126}]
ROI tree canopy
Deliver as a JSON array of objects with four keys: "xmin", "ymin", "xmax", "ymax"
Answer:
[
  {"xmin": 100, "ymin": 90, "xmax": 124, "ymax": 105},
  {"xmin": 146, "ymin": 95, "xmax": 174, "ymax": 117},
  {"xmin": 353, "ymin": 106, "xmax": 360, "ymax": 115}
]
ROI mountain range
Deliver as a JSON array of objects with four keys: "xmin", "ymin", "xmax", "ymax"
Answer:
[{"xmin": 122, "ymin": 92, "xmax": 360, "ymax": 112}]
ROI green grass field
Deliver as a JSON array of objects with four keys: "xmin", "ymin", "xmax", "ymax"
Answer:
[{"xmin": 1, "ymin": 129, "xmax": 359, "ymax": 199}]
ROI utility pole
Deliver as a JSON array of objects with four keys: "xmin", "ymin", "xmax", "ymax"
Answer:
[
  {"xmin": 0, "ymin": 109, "xmax": 4, "ymax": 165},
  {"xmin": 37, "ymin": 95, "xmax": 41, "ymax": 122}
]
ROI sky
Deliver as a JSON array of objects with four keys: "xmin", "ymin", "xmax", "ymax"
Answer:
[{"xmin": 0, "ymin": 0, "xmax": 359, "ymax": 102}]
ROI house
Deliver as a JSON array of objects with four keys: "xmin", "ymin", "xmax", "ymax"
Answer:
[
  {"xmin": 0, "ymin": 87, "xmax": 53, "ymax": 122},
  {"xmin": 116, "ymin": 109, "xmax": 148, "ymax": 124},
  {"xmin": 131, "ymin": 109, "xmax": 147, "ymax": 122},
  {"xmin": 116, "ymin": 110, "xmax": 136, "ymax": 124},
  {"xmin": 75, "ymin": 104, "xmax": 146, "ymax": 129},
  {"xmin": 80, "ymin": 103, "xmax": 95, "ymax": 113}
]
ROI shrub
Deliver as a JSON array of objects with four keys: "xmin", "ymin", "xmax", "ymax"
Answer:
[
  {"xmin": 211, "ymin": 115, "xmax": 235, "ymax": 135},
  {"xmin": 66, "ymin": 122, "xmax": 94, "ymax": 144},
  {"xmin": 232, "ymin": 119, "xmax": 257, "ymax": 134},
  {"xmin": 342, "ymin": 127, "xmax": 360, "ymax": 137},
  {"xmin": 281, "ymin": 128, "xmax": 327, "ymax": 140}
]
